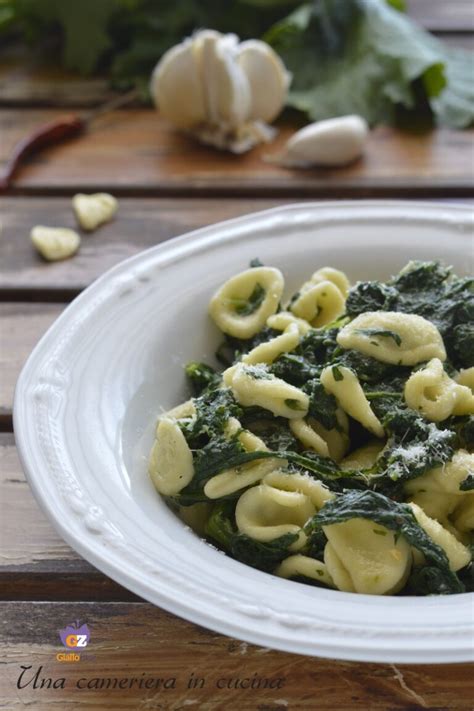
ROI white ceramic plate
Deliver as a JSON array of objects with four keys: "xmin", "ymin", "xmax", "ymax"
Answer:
[{"xmin": 15, "ymin": 201, "xmax": 474, "ymax": 663}]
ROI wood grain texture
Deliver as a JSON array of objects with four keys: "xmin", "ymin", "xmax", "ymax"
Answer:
[
  {"xmin": 408, "ymin": 0, "xmax": 474, "ymax": 32},
  {"xmin": 0, "ymin": 47, "xmax": 113, "ymax": 108},
  {"xmin": 0, "ymin": 197, "xmax": 307, "ymax": 295},
  {"xmin": 0, "ymin": 432, "xmax": 84, "ymax": 567},
  {"xmin": 0, "ymin": 303, "xmax": 64, "ymax": 420},
  {"xmin": 1, "ymin": 197, "xmax": 471, "ymax": 299},
  {"xmin": 0, "ymin": 434, "xmax": 139, "ymax": 601},
  {"xmin": 1, "ymin": 110, "xmax": 473, "ymax": 197},
  {"xmin": 1, "ymin": 601, "xmax": 473, "ymax": 710}
]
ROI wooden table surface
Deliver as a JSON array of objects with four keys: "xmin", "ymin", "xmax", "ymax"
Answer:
[{"xmin": 1, "ymin": 3, "xmax": 473, "ymax": 709}]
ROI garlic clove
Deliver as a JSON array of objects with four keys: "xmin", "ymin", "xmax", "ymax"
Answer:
[
  {"xmin": 193, "ymin": 30, "xmax": 222, "ymax": 126},
  {"xmin": 237, "ymin": 40, "xmax": 290, "ymax": 123},
  {"xmin": 284, "ymin": 115, "xmax": 368, "ymax": 167},
  {"xmin": 199, "ymin": 31, "xmax": 251, "ymax": 129},
  {"xmin": 31, "ymin": 226, "xmax": 80, "ymax": 261},
  {"xmin": 150, "ymin": 38, "xmax": 207, "ymax": 129},
  {"xmin": 72, "ymin": 192, "xmax": 117, "ymax": 232}
]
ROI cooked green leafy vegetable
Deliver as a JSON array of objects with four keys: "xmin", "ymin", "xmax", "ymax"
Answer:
[
  {"xmin": 347, "ymin": 261, "xmax": 474, "ymax": 370},
  {"xmin": 373, "ymin": 407, "xmax": 456, "ymax": 485},
  {"xmin": 230, "ymin": 283, "xmax": 266, "ymax": 316},
  {"xmin": 148, "ymin": 260, "xmax": 472, "ymax": 596},
  {"xmin": 307, "ymin": 490, "xmax": 464, "ymax": 593},
  {"xmin": 1, "ymin": 0, "xmax": 472, "ymax": 128},
  {"xmin": 460, "ymin": 474, "xmax": 474, "ymax": 492},
  {"xmin": 346, "ymin": 282, "xmax": 398, "ymax": 316},
  {"xmin": 205, "ymin": 502, "xmax": 298, "ymax": 572},
  {"xmin": 406, "ymin": 566, "xmax": 466, "ymax": 596},
  {"xmin": 185, "ymin": 362, "xmax": 221, "ymax": 396}
]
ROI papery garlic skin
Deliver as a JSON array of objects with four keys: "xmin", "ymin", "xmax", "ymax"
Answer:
[
  {"xmin": 73, "ymin": 193, "xmax": 117, "ymax": 232},
  {"xmin": 150, "ymin": 30, "xmax": 289, "ymax": 153},
  {"xmin": 151, "ymin": 38, "xmax": 207, "ymax": 130},
  {"xmin": 31, "ymin": 226, "xmax": 80, "ymax": 261},
  {"xmin": 204, "ymin": 32, "xmax": 251, "ymax": 129},
  {"xmin": 237, "ymin": 40, "xmax": 291, "ymax": 123},
  {"xmin": 283, "ymin": 115, "xmax": 369, "ymax": 167}
]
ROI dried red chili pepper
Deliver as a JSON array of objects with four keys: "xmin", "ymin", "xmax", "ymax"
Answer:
[
  {"xmin": 0, "ymin": 89, "xmax": 139, "ymax": 192},
  {"xmin": 0, "ymin": 115, "xmax": 84, "ymax": 192}
]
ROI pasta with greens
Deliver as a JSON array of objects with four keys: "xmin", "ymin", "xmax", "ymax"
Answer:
[{"xmin": 149, "ymin": 260, "xmax": 474, "ymax": 596}]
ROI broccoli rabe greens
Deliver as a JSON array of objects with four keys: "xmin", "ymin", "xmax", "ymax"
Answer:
[{"xmin": 149, "ymin": 260, "xmax": 473, "ymax": 596}]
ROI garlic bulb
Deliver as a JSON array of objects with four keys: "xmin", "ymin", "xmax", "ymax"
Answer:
[
  {"xmin": 280, "ymin": 115, "xmax": 369, "ymax": 167},
  {"xmin": 72, "ymin": 193, "xmax": 117, "ymax": 231},
  {"xmin": 31, "ymin": 226, "xmax": 80, "ymax": 261},
  {"xmin": 150, "ymin": 30, "xmax": 291, "ymax": 153}
]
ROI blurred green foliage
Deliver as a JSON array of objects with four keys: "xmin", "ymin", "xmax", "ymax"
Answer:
[{"xmin": 1, "ymin": 0, "xmax": 472, "ymax": 127}]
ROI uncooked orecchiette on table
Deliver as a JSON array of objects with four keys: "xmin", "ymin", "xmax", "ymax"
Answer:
[{"xmin": 148, "ymin": 260, "xmax": 474, "ymax": 596}]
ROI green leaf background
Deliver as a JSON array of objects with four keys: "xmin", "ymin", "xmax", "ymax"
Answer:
[{"xmin": 1, "ymin": 0, "xmax": 472, "ymax": 127}]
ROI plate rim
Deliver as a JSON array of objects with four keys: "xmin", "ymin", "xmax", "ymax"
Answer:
[{"xmin": 14, "ymin": 200, "xmax": 474, "ymax": 663}]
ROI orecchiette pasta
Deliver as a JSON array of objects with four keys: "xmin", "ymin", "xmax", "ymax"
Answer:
[
  {"xmin": 405, "ymin": 450, "xmax": 474, "ymax": 534},
  {"xmin": 323, "ymin": 542, "xmax": 355, "ymax": 592},
  {"xmin": 323, "ymin": 518, "xmax": 412, "ymax": 595},
  {"xmin": 311, "ymin": 414, "xmax": 350, "ymax": 463},
  {"xmin": 337, "ymin": 311, "xmax": 446, "ymax": 365},
  {"xmin": 149, "ymin": 260, "xmax": 473, "ymax": 598},
  {"xmin": 205, "ymin": 418, "xmax": 283, "ymax": 499},
  {"xmin": 320, "ymin": 365, "xmax": 384, "ymax": 437},
  {"xmin": 229, "ymin": 362, "xmax": 309, "ymax": 418},
  {"xmin": 224, "ymin": 416, "xmax": 244, "ymax": 438},
  {"xmin": 290, "ymin": 280, "xmax": 345, "ymax": 327},
  {"xmin": 263, "ymin": 470, "xmax": 334, "ymax": 509},
  {"xmin": 162, "ymin": 399, "xmax": 196, "ymax": 422},
  {"xmin": 407, "ymin": 491, "xmax": 459, "ymax": 528},
  {"xmin": 456, "ymin": 367, "xmax": 474, "ymax": 391},
  {"xmin": 311, "ymin": 267, "xmax": 350, "ymax": 298},
  {"xmin": 204, "ymin": 459, "xmax": 281, "ymax": 499},
  {"xmin": 405, "ymin": 450, "xmax": 474, "ymax": 497},
  {"xmin": 222, "ymin": 364, "xmax": 238, "ymax": 387},
  {"xmin": 238, "ymin": 427, "xmax": 268, "ymax": 453},
  {"xmin": 408, "ymin": 503, "xmax": 471, "ymax": 572},
  {"xmin": 149, "ymin": 417, "xmax": 195, "ymax": 495},
  {"xmin": 289, "ymin": 417, "xmax": 330, "ymax": 458},
  {"xmin": 291, "ymin": 266, "xmax": 350, "ymax": 301},
  {"xmin": 235, "ymin": 483, "xmax": 315, "ymax": 550},
  {"xmin": 275, "ymin": 554, "xmax": 335, "ymax": 587},
  {"xmin": 266, "ymin": 311, "xmax": 311, "ymax": 335},
  {"xmin": 242, "ymin": 324, "xmax": 300, "ymax": 365},
  {"xmin": 404, "ymin": 358, "xmax": 474, "ymax": 421},
  {"xmin": 209, "ymin": 266, "xmax": 284, "ymax": 338},
  {"xmin": 452, "ymin": 495, "xmax": 474, "ymax": 533},
  {"xmin": 290, "ymin": 415, "xmax": 349, "ymax": 462},
  {"xmin": 340, "ymin": 441, "xmax": 385, "ymax": 471}
]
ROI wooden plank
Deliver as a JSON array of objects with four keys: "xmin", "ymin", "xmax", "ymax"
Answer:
[
  {"xmin": 0, "ymin": 197, "xmax": 306, "ymax": 296},
  {"xmin": 408, "ymin": 0, "xmax": 474, "ymax": 32},
  {"xmin": 0, "ymin": 304, "xmax": 64, "ymax": 421},
  {"xmin": 0, "ymin": 198, "xmax": 472, "ymax": 414},
  {"xmin": 437, "ymin": 33, "xmax": 474, "ymax": 51},
  {"xmin": 0, "ymin": 46, "xmax": 113, "ymax": 108},
  {"xmin": 1, "ymin": 197, "xmax": 472, "ymax": 299},
  {"xmin": 0, "ymin": 432, "xmax": 87, "ymax": 569},
  {"xmin": 1, "ymin": 110, "xmax": 473, "ymax": 197},
  {"xmin": 1, "ymin": 601, "xmax": 473, "ymax": 710},
  {"xmin": 0, "ymin": 434, "xmax": 138, "ymax": 601}
]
